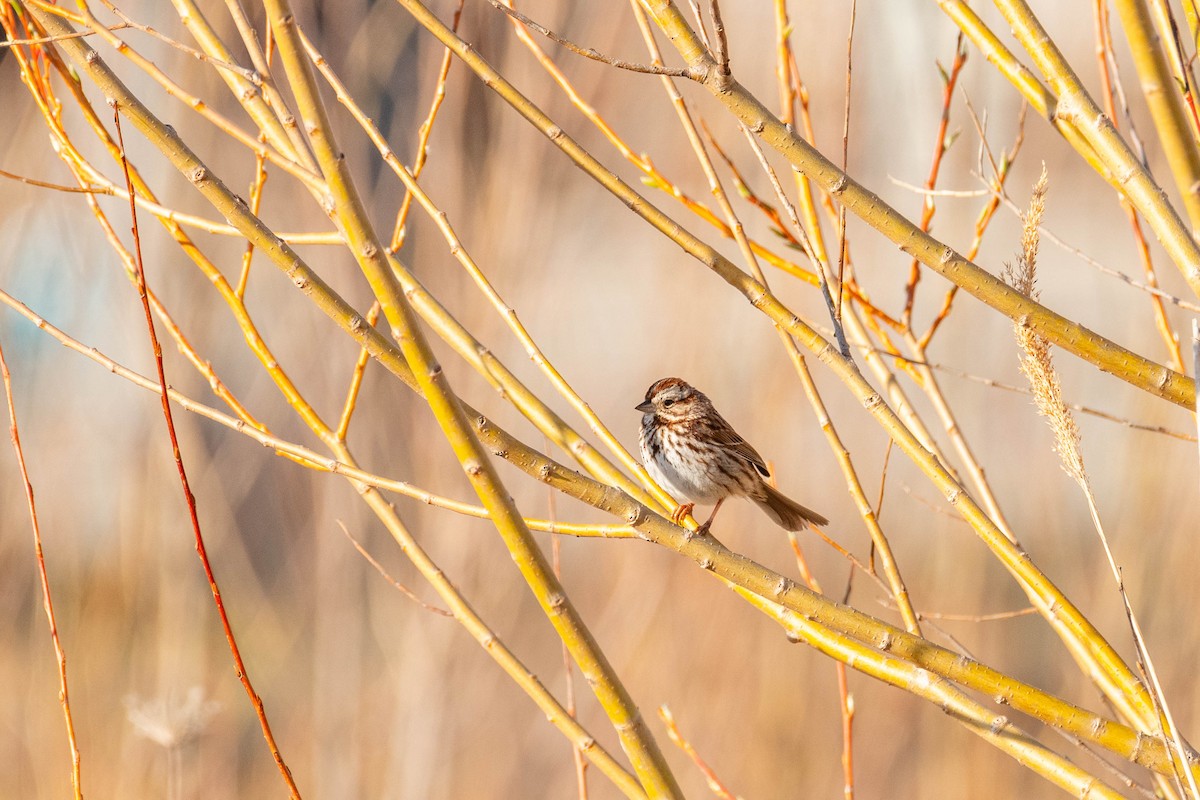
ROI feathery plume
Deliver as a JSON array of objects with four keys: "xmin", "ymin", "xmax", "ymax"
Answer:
[{"xmin": 1003, "ymin": 167, "xmax": 1085, "ymax": 484}]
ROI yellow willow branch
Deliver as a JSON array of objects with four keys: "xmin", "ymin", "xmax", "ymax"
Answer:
[
  {"xmin": 1110, "ymin": 0, "xmax": 1200, "ymax": 237},
  {"xmin": 483, "ymin": 416, "xmax": 1189, "ymax": 784},
  {"xmin": 0, "ymin": 269, "xmax": 1179, "ymax": 789},
  {"xmin": 731, "ymin": 586, "xmax": 1128, "ymax": 800},
  {"xmin": 667, "ymin": 4, "xmax": 1193, "ymax": 406},
  {"xmin": 411, "ymin": 0, "xmax": 1193, "ymax": 414},
  {"xmin": 261, "ymin": 1, "xmax": 682, "ymax": 795},
  {"xmin": 0, "ymin": 287, "xmax": 636, "ymax": 539},
  {"xmin": 391, "ymin": 0, "xmax": 1167, "ymax": 733},
  {"xmin": 26, "ymin": 0, "xmax": 1190, "ymax": 785},
  {"xmin": 638, "ymin": 0, "xmax": 1167, "ymax": 734},
  {"xmin": 168, "ymin": 0, "xmax": 316, "ymax": 171},
  {"xmin": 935, "ymin": 0, "xmax": 1110, "ymax": 177},
  {"xmin": 992, "ymin": 0, "xmax": 1200, "ymax": 295},
  {"xmin": 18, "ymin": 7, "xmax": 655, "ymax": 796},
  {"xmin": 297, "ymin": 29, "xmax": 666, "ymax": 513}
]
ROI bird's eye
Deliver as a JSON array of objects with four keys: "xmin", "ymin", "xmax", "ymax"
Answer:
[{"xmin": 663, "ymin": 398, "xmax": 675, "ymax": 407}]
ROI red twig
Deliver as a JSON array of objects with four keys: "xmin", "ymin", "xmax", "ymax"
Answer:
[
  {"xmin": 1093, "ymin": 0, "xmax": 1184, "ymax": 372},
  {"xmin": 902, "ymin": 34, "xmax": 967, "ymax": 329},
  {"xmin": 0, "ymin": 342, "xmax": 82, "ymax": 798},
  {"xmin": 546, "ymin": 469, "xmax": 588, "ymax": 799},
  {"xmin": 658, "ymin": 705, "xmax": 738, "ymax": 799},
  {"xmin": 787, "ymin": 535, "xmax": 855, "ymax": 798},
  {"xmin": 836, "ymin": 662, "xmax": 856, "ymax": 800},
  {"xmin": 111, "ymin": 106, "xmax": 302, "ymax": 799},
  {"xmin": 918, "ymin": 105, "xmax": 1025, "ymax": 349},
  {"xmin": 389, "ymin": 0, "xmax": 464, "ymax": 254}
]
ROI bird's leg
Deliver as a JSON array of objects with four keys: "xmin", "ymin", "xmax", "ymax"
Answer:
[
  {"xmin": 696, "ymin": 497, "xmax": 726, "ymax": 536},
  {"xmin": 670, "ymin": 502, "xmax": 694, "ymax": 527}
]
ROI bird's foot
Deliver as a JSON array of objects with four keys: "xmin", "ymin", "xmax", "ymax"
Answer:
[{"xmin": 670, "ymin": 503, "xmax": 694, "ymax": 527}]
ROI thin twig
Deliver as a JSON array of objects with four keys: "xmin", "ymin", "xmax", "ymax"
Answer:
[
  {"xmin": 1195, "ymin": 320, "xmax": 1200, "ymax": 482},
  {"xmin": 484, "ymin": 0, "xmax": 693, "ymax": 77},
  {"xmin": 786, "ymin": 535, "xmax": 856, "ymax": 798},
  {"xmin": 837, "ymin": 664, "xmax": 856, "ymax": 800},
  {"xmin": 874, "ymin": 439, "xmax": 892, "ymax": 522},
  {"xmin": 905, "ymin": 604, "xmax": 1039, "ymax": 623},
  {"xmin": 96, "ymin": 0, "xmax": 260, "ymax": 83},
  {"xmin": 389, "ymin": 0, "xmax": 463, "ymax": 255},
  {"xmin": 887, "ymin": 172, "xmax": 1200, "ymax": 315},
  {"xmin": 336, "ymin": 302, "xmax": 381, "ymax": 441},
  {"xmin": 927, "ymin": 361, "xmax": 1197, "ymax": 442},
  {"xmin": 0, "ymin": 165, "xmax": 337, "ymax": 243},
  {"xmin": 337, "ymin": 521, "xmax": 452, "ymax": 616},
  {"xmin": 686, "ymin": 0, "xmax": 712, "ymax": 50},
  {"xmin": 0, "ymin": 21, "xmax": 128, "ymax": 46},
  {"xmin": 1093, "ymin": 0, "xmax": 1184, "ymax": 372},
  {"xmin": 902, "ymin": 34, "xmax": 967, "ymax": 329},
  {"xmin": 887, "ymin": 179, "xmax": 991, "ymax": 198},
  {"xmin": 737, "ymin": 125, "xmax": 851, "ymax": 356},
  {"xmin": 657, "ymin": 706, "xmax": 738, "ymax": 800},
  {"xmin": 708, "ymin": 0, "xmax": 729, "ymax": 84},
  {"xmin": 835, "ymin": 0, "xmax": 858, "ymax": 316},
  {"xmin": 0, "ymin": 167, "xmax": 100, "ymax": 192},
  {"xmin": 236, "ymin": 150, "xmax": 269, "ymax": 299},
  {"xmin": 996, "ymin": 187, "xmax": 1200, "ymax": 314},
  {"xmin": 112, "ymin": 106, "xmax": 302, "ymax": 799},
  {"xmin": 0, "ymin": 341, "xmax": 82, "ymax": 799},
  {"xmin": 544, "ymin": 448, "xmax": 588, "ymax": 800},
  {"xmin": 0, "ymin": 284, "xmax": 637, "ymax": 539}
]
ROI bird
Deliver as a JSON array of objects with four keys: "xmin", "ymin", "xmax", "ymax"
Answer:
[{"xmin": 636, "ymin": 377, "xmax": 828, "ymax": 534}]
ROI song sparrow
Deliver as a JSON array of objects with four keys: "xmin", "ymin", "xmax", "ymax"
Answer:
[{"xmin": 637, "ymin": 377, "xmax": 828, "ymax": 534}]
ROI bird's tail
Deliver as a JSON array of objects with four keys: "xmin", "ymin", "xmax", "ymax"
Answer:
[{"xmin": 754, "ymin": 483, "xmax": 829, "ymax": 531}]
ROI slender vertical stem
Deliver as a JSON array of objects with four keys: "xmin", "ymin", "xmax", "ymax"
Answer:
[
  {"xmin": 113, "ymin": 108, "xmax": 301, "ymax": 798},
  {"xmin": 0, "ymin": 342, "xmax": 83, "ymax": 799}
]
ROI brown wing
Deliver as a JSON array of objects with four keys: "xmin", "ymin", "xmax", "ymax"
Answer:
[{"xmin": 708, "ymin": 413, "xmax": 772, "ymax": 478}]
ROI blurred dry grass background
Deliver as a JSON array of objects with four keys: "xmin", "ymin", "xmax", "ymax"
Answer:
[{"xmin": 1, "ymin": 1, "xmax": 1199, "ymax": 798}]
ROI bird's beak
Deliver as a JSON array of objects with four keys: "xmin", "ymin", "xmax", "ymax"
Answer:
[{"xmin": 635, "ymin": 400, "xmax": 654, "ymax": 414}]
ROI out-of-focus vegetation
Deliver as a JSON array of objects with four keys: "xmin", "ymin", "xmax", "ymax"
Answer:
[{"xmin": 1, "ymin": 1, "xmax": 1199, "ymax": 798}]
